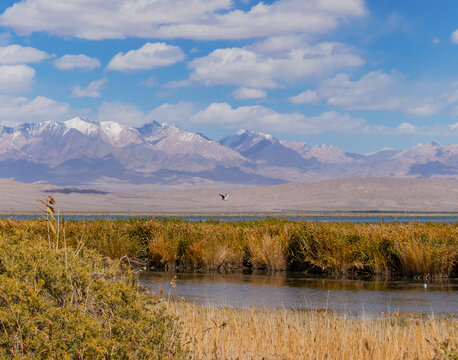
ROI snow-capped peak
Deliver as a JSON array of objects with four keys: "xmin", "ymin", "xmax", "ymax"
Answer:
[
  {"xmin": 64, "ymin": 117, "xmax": 98, "ymax": 136},
  {"xmin": 15, "ymin": 120, "xmax": 64, "ymax": 137},
  {"xmin": 100, "ymin": 121, "xmax": 125, "ymax": 139},
  {"xmin": 236, "ymin": 129, "xmax": 274, "ymax": 141},
  {"xmin": 365, "ymin": 147, "xmax": 396, "ymax": 156}
]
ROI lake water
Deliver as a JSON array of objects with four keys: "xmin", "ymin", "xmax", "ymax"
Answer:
[
  {"xmin": 139, "ymin": 272, "xmax": 458, "ymax": 316},
  {"xmin": 2, "ymin": 214, "xmax": 457, "ymax": 223}
]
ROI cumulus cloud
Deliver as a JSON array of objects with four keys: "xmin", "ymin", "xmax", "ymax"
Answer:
[
  {"xmin": 190, "ymin": 102, "xmax": 458, "ymax": 136},
  {"xmin": 404, "ymin": 103, "xmax": 441, "ymax": 117},
  {"xmin": 189, "ymin": 42, "xmax": 364, "ymax": 89},
  {"xmin": 71, "ymin": 79, "xmax": 107, "ymax": 98},
  {"xmin": 97, "ymin": 101, "xmax": 194, "ymax": 126},
  {"xmin": 232, "ymin": 87, "xmax": 267, "ymax": 100},
  {"xmin": 153, "ymin": 0, "xmax": 367, "ymax": 40},
  {"xmin": 148, "ymin": 102, "xmax": 195, "ymax": 124},
  {"xmin": 190, "ymin": 102, "xmax": 366, "ymax": 134},
  {"xmin": 451, "ymin": 29, "xmax": 458, "ymax": 44},
  {"xmin": 290, "ymin": 71, "xmax": 445, "ymax": 117},
  {"xmin": 0, "ymin": 0, "xmax": 366, "ymax": 40},
  {"xmin": 289, "ymin": 89, "xmax": 320, "ymax": 104},
  {"xmin": 390, "ymin": 122, "xmax": 458, "ymax": 136},
  {"xmin": 0, "ymin": 44, "xmax": 49, "ymax": 65},
  {"xmin": 0, "ymin": 65, "xmax": 35, "ymax": 93},
  {"xmin": 97, "ymin": 102, "xmax": 147, "ymax": 126},
  {"xmin": 54, "ymin": 54, "xmax": 101, "ymax": 71},
  {"xmin": 0, "ymin": 95, "xmax": 70, "ymax": 124},
  {"xmin": 107, "ymin": 42, "xmax": 185, "ymax": 71}
]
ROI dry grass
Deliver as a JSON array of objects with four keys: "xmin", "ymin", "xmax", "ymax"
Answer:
[
  {"xmin": 166, "ymin": 299, "xmax": 457, "ymax": 360},
  {"xmin": 0, "ymin": 218, "xmax": 456, "ymax": 278}
]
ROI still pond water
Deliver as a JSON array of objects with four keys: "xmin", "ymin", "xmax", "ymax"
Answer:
[
  {"xmin": 6, "ymin": 214, "xmax": 456, "ymax": 316},
  {"xmin": 140, "ymin": 272, "xmax": 458, "ymax": 317},
  {"xmin": 4, "ymin": 215, "xmax": 458, "ymax": 223}
]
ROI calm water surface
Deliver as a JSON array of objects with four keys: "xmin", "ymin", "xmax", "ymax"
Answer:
[
  {"xmin": 3, "ymin": 215, "xmax": 458, "ymax": 223},
  {"xmin": 140, "ymin": 272, "xmax": 458, "ymax": 316}
]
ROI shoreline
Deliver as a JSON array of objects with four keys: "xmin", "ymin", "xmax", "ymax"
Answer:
[{"xmin": 1, "ymin": 211, "xmax": 458, "ymax": 217}]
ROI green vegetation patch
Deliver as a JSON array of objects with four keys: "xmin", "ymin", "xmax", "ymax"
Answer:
[{"xmin": 0, "ymin": 232, "xmax": 187, "ymax": 359}]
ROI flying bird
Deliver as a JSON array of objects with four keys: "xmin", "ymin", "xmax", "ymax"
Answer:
[{"xmin": 219, "ymin": 193, "xmax": 229, "ymax": 201}]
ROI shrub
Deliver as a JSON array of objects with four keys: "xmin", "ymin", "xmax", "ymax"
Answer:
[{"xmin": 0, "ymin": 234, "xmax": 187, "ymax": 359}]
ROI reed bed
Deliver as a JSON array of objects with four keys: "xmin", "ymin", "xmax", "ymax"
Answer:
[
  {"xmin": 0, "ymin": 217, "xmax": 456, "ymax": 278},
  {"xmin": 0, "ymin": 207, "xmax": 456, "ymax": 359},
  {"xmin": 167, "ymin": 299, "xmax": 457, "ymax": 360}
]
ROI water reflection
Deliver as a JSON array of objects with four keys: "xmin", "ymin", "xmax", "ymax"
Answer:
[
  {"xmin": 2, "ymin": 214, "xmax": 457, "ymax": 223},
  {"xmin": 140, "ymin": 271, "xmax": 458, "ymax": 316}
]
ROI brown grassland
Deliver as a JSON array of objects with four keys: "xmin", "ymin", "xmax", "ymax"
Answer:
[
  {"xmin": 0, "ymin": 201, "xmax": 456, "ymax": 359},
  {"xmin": 167, "ymin": 299, "xmax": 457, "ymax": 360},
  {"xmin": 2, "ymin": 215, "xmax": 454, "ymax": 277}
]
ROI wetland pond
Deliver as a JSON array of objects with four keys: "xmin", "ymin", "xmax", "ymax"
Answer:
[
  {"xmin": 4, "ymin": 215, "xmax": 458, "ymax": 223},
  {"xmin": 140, "ymin": 271, "xmax": 458, "ymax": 317}
]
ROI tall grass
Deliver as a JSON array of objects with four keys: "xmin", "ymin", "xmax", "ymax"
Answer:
[
  {"xmin": 0, "ymin": 208, "xmax": 456, "ymax": 359},
  {"xmin": 168, "ymin": 299, "xmax": 457, "ymax": 360},
  {"xmin": 0, "ymin": 218, "xmax": 456, "ymax": 278},
  {"xmin": 0, "ymin": 219, "xmax": 187, "ymax": 358}
]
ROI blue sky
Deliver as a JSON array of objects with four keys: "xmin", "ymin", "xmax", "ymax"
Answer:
[{"xmin": 0, "ymin": 0, "xmax": 457, "ymax": 153}]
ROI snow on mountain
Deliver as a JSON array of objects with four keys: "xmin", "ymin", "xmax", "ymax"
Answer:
[
  {"xmin": 140, "ymin": 121, "xmax": 247, "ymax": 164},
  {"xmin": 0, "ymin": 119, "xmax": 456, "ymax": 186},
  {"xmin": 220, "ymin": 129, "xmax": 275, "ymax": 154},
  {"xmin": 64, "ymin": 117, "xmax": 98, "ymax": 136},
  {"xmin": 219, "ymin": 130, "xmax": 314, "ymax": 170}
]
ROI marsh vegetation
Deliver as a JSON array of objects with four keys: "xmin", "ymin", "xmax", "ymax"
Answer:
[
  {"xmin": 0, "ymin": 207, "xmax": 456, "ymax": 358},
  {"xmin": 2, "ymin": 217, "xmax": 455, "ymax": 278}
]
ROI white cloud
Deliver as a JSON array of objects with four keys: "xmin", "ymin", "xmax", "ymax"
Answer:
[
  {"xmin": 97, "ymin": 102, "xmax": 147, "ymax": 126},
  {"xmin": 155, "ymin": 0, "xmax": 367, "ymax": 40},
  {"xmin": 148, "ymin": 102, "xmax": 195, "ymax": 123},
  {"xmin": 0, "ymin": 44, "xmax": 49, "ymax": 65},
  {"xmin": 107, "ymin": 42, "xmax": 185, "ymax": 71},
  {"xmin": 0, "ymin": 65, "xmax": 35, "ymax": 93},
  {"xmin": 0, "ymin": 0, "xmax": 366, "ymax": 40},
  {"xmin": 97, "ymin": 101, "xmax": 194, "ymax": 126},
  {"xmin": 391, "ymin": 122, "xmax": 458, "ymax": 136},
  {"xmin": 71, "ymin": 79, "xmax": 107, "ymax": 98},
  {"xmin": 404, "ymin": 102, "xmax": 441, "ymax": 117},
  {"xmin": 232, "ymin": 87, "xmax": 267, "ymax": 100},
  {"xmin": 189, "ymin": 42, "xmax": 364, "ymax": 89},
  {"xmin": 0, "ymin": 95, "xmax": 70, "ymax": 124},
  {"xmin": 54, "ymin": 54, "xmax": 101, "ymax": 71},
  {"xmin": 189, "ymin": 102, "xmax": 458, "ymax": 136},
  {"xmin": 249, "ymin": 35, "xmax": 308, "ymax": 55},
  {"xmin": 315, "ymin": 71, "xmax": 401, "ymax": 110},
  {"xmin": 291, "ymin": 71, "xmax": 446, "ymax": 117},
  {"xmin": 191, "ymin": 102, "xmax": 366, "ymax": 134},
  {"xmin": 289, "ymin": 89, "xmax": 320, "ymax": 104},
  {"xmin": 432, "ymin": 37, "xmax": 440, "ymax": 44},
  {"xmin": 451, "ymin": 29, "xmax": 458, "ymax": 44},
  {"xmin": 396, "ymin": 122, "xmax": 417, "ymax": 134}
]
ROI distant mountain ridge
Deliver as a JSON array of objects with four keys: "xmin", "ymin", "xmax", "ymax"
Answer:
[{"xmin": 0, "ymin": 117, "xmax": 456, "ymax": 187}]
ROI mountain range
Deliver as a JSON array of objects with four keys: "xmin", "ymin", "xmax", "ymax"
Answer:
[{"xmin": 0, "ymin": 117, "xmax": 457, "ymax": 188}]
